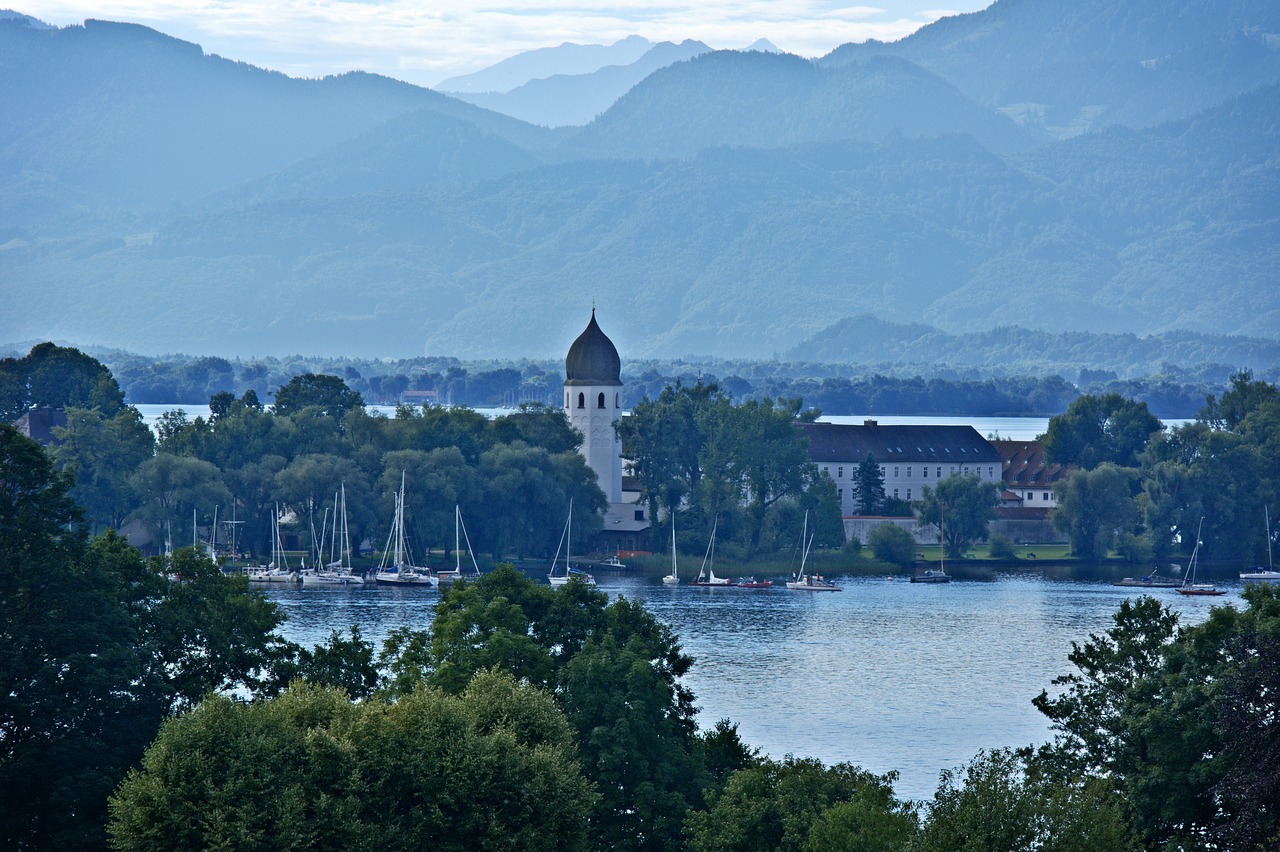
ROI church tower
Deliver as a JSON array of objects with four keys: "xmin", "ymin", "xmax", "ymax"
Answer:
[{"xmin": 564, "ymin": 309, "xmax": 623, "ymax": 504}]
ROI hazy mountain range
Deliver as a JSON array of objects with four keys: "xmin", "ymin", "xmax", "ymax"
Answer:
[{"xmin": 1, "ymin": 0, "xmax": 1277, "ymax": 364}]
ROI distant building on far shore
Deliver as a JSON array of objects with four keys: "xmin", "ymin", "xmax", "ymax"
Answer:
[
  {"xmin": 990, "ymin": 439, "xmax": 1072, "ymax": 544},
  {"xmin": 13, "ymin": 406, "xmax": 66, "ymax": 446}
]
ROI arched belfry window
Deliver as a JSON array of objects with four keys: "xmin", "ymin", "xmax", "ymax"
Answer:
[
  {"xmin": 577, "ymin": 392, "xmax": 585, "ymax": 409},
  {"xmin": 565, "ymin": 391, "xmax": 569, "ymax": 407},
  {"xmin": 615, "ymin": 393, "xmax": 620, "ymax": 408},
  {"xmin": 597, "ymin": 392, "xmax": 606, "ymax": 409}
]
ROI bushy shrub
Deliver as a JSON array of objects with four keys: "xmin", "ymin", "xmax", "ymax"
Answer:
[
  {"xmin": 1114, "ymin": 532, "xmax": 1154, "ymax": 564},
  {"xmin": 988, "ymin": 535, "xmax": 1017, "ymax": 560},
  {"xmin": 869, "ymin": 524, "xmax": 916, "ymax": 568}
]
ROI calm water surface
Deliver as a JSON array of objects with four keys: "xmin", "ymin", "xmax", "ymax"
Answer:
[{"xmin": 265, "ymin": 572, "xmax": 1233, "ymax": 801}]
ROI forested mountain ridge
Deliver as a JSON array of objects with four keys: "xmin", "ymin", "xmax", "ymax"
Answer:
[
  {"xmin": 450, "ymin": 40, "xmax": 711, "ymax": 127},
  {"xmin": 1, "ymin": 2, "xmax": 1277, "ymax": 362},
  {"xmin": 563, "ymin": 50, "xmax": 1037, "ymax": 157},
  {"xmin": 822, "ymin": 0, "xmax": 1280, "ymax": 137},
  {"xmin": 0, "ymin": 17, "xmax": 557, "ymax": 212}
]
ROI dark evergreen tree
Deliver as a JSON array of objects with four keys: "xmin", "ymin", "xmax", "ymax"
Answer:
[{"xmin": 853, "ymin": 453, "xmax": 886, "ymax": 515}]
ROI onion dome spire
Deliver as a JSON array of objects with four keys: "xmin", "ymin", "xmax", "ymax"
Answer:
[{"xmin": 565, "ymin": 309, "xmax": 621, "ymax": 386}]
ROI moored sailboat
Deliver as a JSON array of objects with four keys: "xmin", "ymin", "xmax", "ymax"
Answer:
[
  {"xmin": 246, "ymin": 504, "xmax": 298, "ymax": 583},
  {"xmin": 690, "ymin": 518, "xmax": 733, "ymax": 587},
  {"xmin": 1240, "ymin": 506, "xmax": 1280, "ymax": 583},
  {"xmin": 911, "ymin": 504, "xmax": 950, "ymax": 584},
  {"xmin": 786, "ymin": 511, "xmax": 840, "ymax": 591},
  {"xmin": 549, "ymin": 498, "xmax": 595, "ymax": 587},
  {"xmin": 437, "ymin": 505, "xmax": 482, "ymax": 585},
  {"xmin": 301, "ymin": 484, "xmax": 365, "ymax": 586},
  {"xmin": 1177, "ymin": 517, "xmax": 1224, "ymax": 597},
  {"xmin": 373, "ymin": 472, "xmax": 436, "ymax": 587},
  {"xmin": 662, "ymin": 516, "xmax": 679, "ymax": 586}
]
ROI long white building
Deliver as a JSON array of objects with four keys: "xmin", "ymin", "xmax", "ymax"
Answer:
[{"xmin": 799, "ymin": 420, "xmax": 1004, "ymax": 513}]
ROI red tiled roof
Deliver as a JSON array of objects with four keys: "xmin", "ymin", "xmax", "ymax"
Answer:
[{"xmin": 992, "ymin": 439, "xmax": 1074, "ymax": 488}]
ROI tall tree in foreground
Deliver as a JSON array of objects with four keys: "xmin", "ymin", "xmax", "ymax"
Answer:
[
  {"xmin": 0, "ymin": 424, "xmax": 284, "ymax": 851},
  {"xmin": 381, "ymin": 565, "xmax": 720, "ymax": 851},
  {"xmin": 916, "ymin": 749, "xmax": 1138, "ymax": 852},
  {"xmin": 109, "ymin": 674, "xmax": 595, "ymax": 852},
  {"xmin": 686, "ymin": 757, "xmax": 917, "ymax": 852},
  {"xmin": 1031, "ymin": 586, "xmax": 1280, "ymax": 848}
]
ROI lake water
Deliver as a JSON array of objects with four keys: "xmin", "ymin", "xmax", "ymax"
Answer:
[
  {"xmin": 133, "ymin": 404, "xmax": 1056, "ymax": 441},
  {"xmin": 263, "ymin": 572, "xmax": 1234, "ymax": 802}
]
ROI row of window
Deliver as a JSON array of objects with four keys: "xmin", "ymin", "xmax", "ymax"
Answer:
[
  {"xmin": 838, "ymin": 488, "xmax": 915, "ymax": 503},
  {"xmin": 823, "ymin": 465, "xmax": 996, "ymax": 479},
  {"xmin": 565, "ymin": 391, "xmax": 621, "ymax": 410}
]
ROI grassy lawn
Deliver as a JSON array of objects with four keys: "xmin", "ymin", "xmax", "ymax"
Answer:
[{"xmin": 916, "ymin": 543, "xmax": 1073, "ymax": 562}]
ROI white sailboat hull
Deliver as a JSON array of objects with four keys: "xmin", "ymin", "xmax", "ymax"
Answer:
[{"xmin": 301, "ymin": 571, "xmax": 365, "ymax": 586}]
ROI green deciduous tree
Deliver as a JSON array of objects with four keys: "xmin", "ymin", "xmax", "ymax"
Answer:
[
  {"xmin": 685, "ymin": 757, "xmax": 916, "ymax": 852},
  {"xmin": 0, "ymin": 425, "xmax": 285, "ymax": 851},
  {"xmin": 1031, "ymin": 587, "xmax": 1280, "ymax": 847},
  {"xmin": 916, "ymin": 473, "xmax": 1000, "ymax": 558},
  {"xmin": 619, "ymin": 379, "xmax": 726, "ymax": 535},
  {"xmin": 1051, "ymin": 463, "xmax": 1137, "ymax": 562},
  {"xmin": 270, "ymin": 372, "xmax": 364, "ymax": 419},
  {"xmin": 128, "ymin": 452, "xmax": 232, "ymax": 551},
  {"xmin": 704, "ymin": 397, "xmax": 814, "ymax": 551},
  {"xmin": 108, "ymin": 673, "xmax": 595, "ymax": 852},
  {"xmin": 53, "ymin": 405, "xmax": 155, "ymax": 531},
  {"xmin": 869, "ymin": 523, "xmax": 916, "ymax": 568},
  {"xmin": 385, "ymin": 564, "xmax": 709, "ymax": 851},
  {"xmin": 0, "ymin": 342, "xmax": 125, "ymax": 421},
  {"xmin": 1042, "ymin": 392, "xmax": 1163, "ymax": 470},
  {"xmin": 917, "ymin": 749, "xmax": 1138, "ymax": 852}
]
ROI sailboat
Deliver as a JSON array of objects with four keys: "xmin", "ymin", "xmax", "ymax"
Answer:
[
  {"xmin": 662, "ymin": 515, "xmax": 680, "ymax": 586},
  {"xmin": 549, "ymin": 498, "xmax": 595, "ymax": 587},
  {"xmin": 207, "ymin": 505, "xmax": 219, "ymax": 562},
  {"xmin": 436, "ymin": 505, "xmax": 482, "ymax": 585},
  {"xmin": 1240, "ymin": 506, "xmax": 1280, "ymax": 583},
  {"xmin": 912, "ymin": 504, "xmax": 951, "ymax": 583},
  {"xmin": 373, "ymin": 473, "xmax": 436, "ymax": 587},
  {"xmin": 786, "ymin": 511, "xmax": 840, "ymax": 591},
  {"xmin": 302, "ymin": 484, "xmax": 366, "ymax": 586},
  {"xmin": 689, "ymin": 518, "xmax": 732, "ymax": 586},
  {"xmin": 246, "ymin": 504, "xmax": 299, "ymax": 583},
  {"xmin": 1177, "ymin": 517, "xmax": 1224, "ymax": 597}
]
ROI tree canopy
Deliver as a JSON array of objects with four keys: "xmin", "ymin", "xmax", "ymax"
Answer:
[
  {"xmin": 108, "ymin": 674, "xmax": 596, "ymax": 852},
  {"xmin": 0, "ymin": 424, "xmax": 285, "ymax": 851},
  {"xmin": 1042, "ymin": 392, "xmax": 1163, "ymax": 469}
]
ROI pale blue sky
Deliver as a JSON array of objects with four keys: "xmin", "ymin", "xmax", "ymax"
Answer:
[{"xmin": 17, "ymin": 1, "xmax": 991, "ymax": 87}]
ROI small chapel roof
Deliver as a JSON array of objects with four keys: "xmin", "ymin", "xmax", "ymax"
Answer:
[{"xmin": 565, "ymin": 309, "xmax": 622, "ymax": 386}]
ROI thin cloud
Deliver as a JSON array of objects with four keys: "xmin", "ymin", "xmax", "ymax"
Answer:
[{"xmin": 18, "ymin": 0, "xmax": 988, "ymax": 86}]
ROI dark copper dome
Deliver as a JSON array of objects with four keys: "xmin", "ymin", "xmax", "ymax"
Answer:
[{"xmin": 565, "ymin": 310, "xmax": 621, "ymax": 386}]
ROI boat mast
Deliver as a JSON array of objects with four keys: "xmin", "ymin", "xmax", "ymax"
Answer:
[
  {"xmin": 940, "ymin": 502, "xmax": 946, "ymax": 574},
  {"xmin": 1267, "ymin": 506, "xmax": 1274, "ymax": 571},
  {"xmin": 671, "ymin": 519, "xmax": 678, "ymax": 579},
  {"xmin": 339, "ymin": 483, "xmax": 350, "ymax": 570}
]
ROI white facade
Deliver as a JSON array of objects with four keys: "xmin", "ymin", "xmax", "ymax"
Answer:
[
  {"xmin": 564, "ymin": 384, "xmax": 623, "ymax": 503},
  {"xmin": 818, "ymin": 458, "xmax": 1003, "ymax": 514}
]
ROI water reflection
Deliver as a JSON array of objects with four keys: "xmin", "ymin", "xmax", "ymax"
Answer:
[{"xmin": 264, "ymin": 572, "xmax": 1232, "ymax": 801}]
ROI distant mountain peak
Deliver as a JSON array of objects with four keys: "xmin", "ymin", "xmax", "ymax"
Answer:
[
  {"xmin": 740, "ymin": 38, "xmax": 780, "ymax": 53},
  {"xmin": 0, "ymin": 9, "xmax": 54, "ymax": 28},
  {"xmin": 436, "ymin": 35, "xmax": 654, "ymax": 93}
]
